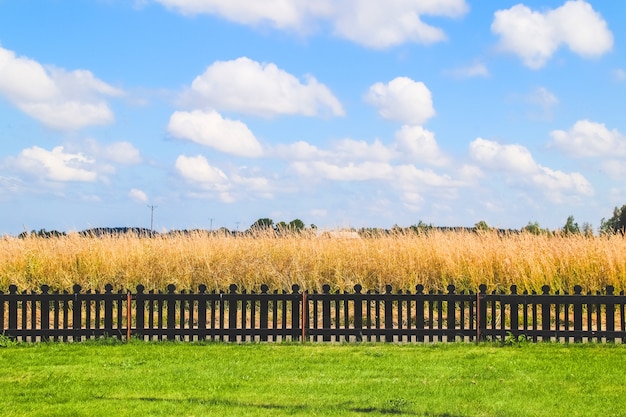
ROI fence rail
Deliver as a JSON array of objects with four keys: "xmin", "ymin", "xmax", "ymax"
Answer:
[{"xmin": 2, "ymin": 283, "xmax": 625, "ymax": 343}]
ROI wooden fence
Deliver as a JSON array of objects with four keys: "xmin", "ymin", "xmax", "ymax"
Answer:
[{"xmin": 1, "ymin": 283, "xmax": 625, "ymax": 343}]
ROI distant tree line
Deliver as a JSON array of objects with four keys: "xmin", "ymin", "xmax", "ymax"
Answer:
[{"xmin": 14, "ymin": 204, "xmax": 626, "ymax": 238}]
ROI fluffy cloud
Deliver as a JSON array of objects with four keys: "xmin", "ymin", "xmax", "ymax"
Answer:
[
  {"xmin": 491, "ymin": 1, "xmax": 613, "ymax": 69},
  {"xmin": 394, "ymin": 125, "xmax": 448, "ymax": 166},
  {"xmin": 365, "ymin": 77, "xmax": 435, "ymax": 125},
  {"xmin": 550, "ymin": 120, "xmax": 626, "ymax": 158},
  {"xmin": 469, "ymin": 138, "xmax": 593, "ymax": 199},
  {"xmin": 153, "ymin": 0, "xmax": 468, "ymax": 48},
  {"xmin": 329, "ymin": 0, "xmax": 468, "ymax": 48},
  {"xmin": 175, "ymin": 154, "xmax": 229, "ymax": 187},
  {"xmin": 175, "ymin": 154, "xmax": 274, "ymax": 201},
  {"xmin": 168, "ymin": 110, "xmax": 263, "ymax": 158},
  {"xmin": 186, "ymin": 57, "xmax": 344, "ymax": 118},
  {"xmin": 129, "ymin": 188, "xmax": 148, "ymax": 203},
  {"xmin": 13, "ymin": 146, "xmax": 98, "ymax": 182},
  {"xmin": 0, "ymin": 46, "xmax": 122, "ymax": 130}
]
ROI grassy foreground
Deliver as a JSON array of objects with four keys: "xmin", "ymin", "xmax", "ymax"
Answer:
[{"xmin": 1, "ymin": 341, "xmax": 625, "ymax": 416}]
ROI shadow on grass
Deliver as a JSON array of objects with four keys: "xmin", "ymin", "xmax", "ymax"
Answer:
[{"xmin": 100, "ymin": 396, "xmax": 467, "ymax": 416}]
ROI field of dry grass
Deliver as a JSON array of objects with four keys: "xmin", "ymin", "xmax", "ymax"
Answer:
[{"xmin": 1, "ymin": 230, "xmax": 625, "ymax": 294}]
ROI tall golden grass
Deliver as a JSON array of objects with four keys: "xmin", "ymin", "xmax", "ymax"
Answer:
[{"xmin": 1, "ymin": 230, "xmax": 625, "ymax": 293}]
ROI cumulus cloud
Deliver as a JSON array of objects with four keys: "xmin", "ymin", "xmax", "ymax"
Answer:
[
  {"xmin": 185, "ymin": 57, "xmax": 344, "ymax": 118},
  {"xmin": 394, "ymin": 125, "xmax": 448, "ymax": 166},
  {"xmin": 168, "ymin": 109, "xmax": 264, "ymax": 158},
  {"xmin": 329, "ymin": 0, "xmax": 468, "ymax": 48},
  {"xmin": 175, "ymin": 154, "xmax": 229, "ymax": 188},
  {"xmin": 550, "ymin": 120, "xmax": 626, "ymax": 158},
  {"xmin": 491, "ymin": 1, "xmax": 613, "ymax": 69},
  {"xmin": 365, "ymin": 77, "xmax": 435, "ymax": 125},
  {"xmin": 13, "ymin": 146, "xmax": 98, "ymax": 182},
  {"xmin": 469, "ymin": 137, "xmax": 593, "ymax": 199},
  {"xmin": 153, "ymin": 0, "xmax": 468, "ymax": 48},
  {"xmin": 129, "ymin": 188, "xmax": 148, "ymax": 203},
  {"xmin": 0, "ymin": 46, "xmax": 122, "ymax": 130},
  {"xmin": 175, "ymin": 154, "xmax": 274, "ymax": 201}
]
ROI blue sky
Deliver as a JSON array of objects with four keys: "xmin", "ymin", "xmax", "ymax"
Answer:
[{"xmin": 1, "ymin": 0, "xmax": 625, "ymax": 234}]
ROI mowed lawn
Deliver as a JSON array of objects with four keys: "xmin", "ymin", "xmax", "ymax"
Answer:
[{"xmin": 1, "ymin": 341, "xmax": 625, "ymax": 416}]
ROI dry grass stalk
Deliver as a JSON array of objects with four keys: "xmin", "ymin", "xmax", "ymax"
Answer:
[{"xmin": 1, "ymin": 230, "xmax": 625, "ymax": 293}]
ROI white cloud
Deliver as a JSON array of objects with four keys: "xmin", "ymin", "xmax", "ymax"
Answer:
[
  {"xmin": 469, "ymin": 138, "xmax": 536, "ymax": 174},
  {"xmin": 365, "ymin": 77, "xmax": 435, "ymax": 125},
  {"xmin": 550, "ymin": 120, "xmax": 626, "ymax": 158},
  {"xmin": 13, "ymin": 146, "xmax": 98, "ymax": 182},
  {"xmin": 186, "ymin": 57, "xmax": 344, "ymax": 118},
  {"xmin": 175, "ymin": 154, "xmax": 275, "ymax": 201},
  {"xmin": 168, "ymin": 110, "xmax": 264, "ymax": 158},
  {"xmin": 175, "ymin": 154, "xmax": 229, "ymax": 188},
  {"xmin": 153, "ymin": 0, "xmax": 469, "ymax": 48},
  {"xmin": 394, "ymin": 125, "xmax": 448, "ymax": 166},
  {"xmin": 329, "ymin": 0, "xmax": 468, "ymax": 48},
  {"xmin": 469, "ymin": 138, "xmax": 593, "ymax": 199},
  {"xmin": 0, "ymin": 46, "xmax": 122, "ymax": 130},
  {"xmin": 291, "ymin": 160, "xmax": 394, "ymax": 181},
  {"xmin": 129, "ymin": 188, "xmax": 148, "ymax": 203},
  {"xmin": 491, "ymin": 1, "xmax": 613, "ymax": 69}
]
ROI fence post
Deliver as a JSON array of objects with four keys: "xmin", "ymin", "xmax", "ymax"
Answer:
[
  {"xmin": 40, "ymin": 285, "xmax": 50, "ymax": 341},
  {"xmin": 7, "ymin": 285, "xmax": 18, "ymax": 338},
  {"xmin": 384, "ymin": 285, "xmax": 393, "ymax": 343},
  {"xmin": 228, "ymin": 284, "xmax": 238, "ymax": 342},
  {"xmin": 259, "ymin": 284, "xmax": 269, "ymax": 342},
  {"xmin": 353, "ymin": 284, "xmax": 363, "ymax": 342},
  {"xmin": 477, "ymin": 284, "xmax": 487, "ymax": 342},
  {"xmin": 290, "ymin": 284, "xmax": 300, "ymax": 342},
  {"xmin": 167, "ymin": 284, "xmax": 176, "ymax": 341},
  {"xmin": 510, "ymin": 285, "xmax": 519, "ymax": 337},
  {"xmin": 104, "ymin": 284, "xmax": 113, "ymax": 336},
  {"xmin": 415, "ymin": 285, "xmax": 424, "ymax": 342},
  {"xmin": 322, "ymin": 284, "xmax": 331, "ymax": 342},
  {"xmin": 72, "ymin": 284, "xmax": 82, "ymax": 341},
  {"xmin": 447, "ymin": 285, "xmax": 456, "ymax": 342},
  {"xmin": 606, "ymin": 285, "xmax": 615, "ymax": 342},
  {"xmin": 196, "ymin": 285, "xmax": 207, "ymax": 341},
  {"xmin": 573, "ymin": 285, "xmax": 582, "ymax": 342},
  {"xmin": 541, "ymin": 285, "xmax": 551, "ymax": 341},
  {"xmin": 135, "ymin": 285, "xmax": 145, "ymax": 340}
]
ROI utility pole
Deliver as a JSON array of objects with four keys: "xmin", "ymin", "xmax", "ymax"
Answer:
[
  {"xmin": 148, "ymin": 205, "xmax": 157, "ymax": 233},
  {"xmin": 209, "ymin": 218, "xmax": 214, "ymax": 231}
]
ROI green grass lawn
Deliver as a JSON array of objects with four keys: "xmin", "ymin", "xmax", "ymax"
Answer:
[{"xmin": 1, "ymin": 340, "xmax": 625, "ymax": 416}]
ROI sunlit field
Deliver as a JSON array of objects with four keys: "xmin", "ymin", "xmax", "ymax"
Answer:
[{"xmin": 1, "ymin": 230, "xmax": 625, "ymax": 294}]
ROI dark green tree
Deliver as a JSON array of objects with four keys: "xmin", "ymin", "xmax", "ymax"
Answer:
[
  {"xmin": 475, "ymin": 220, "xmax": 490, "ymax": 231},
  {"xmin": 288, "ymin": 219, "xmax": 305, "ymax": 231},
  {"xmin": 523, "ymin": 221, "xmax": 544, "ymax": 235},
  {"xmin": 562, "ymin": 215, "xmax": 580, "ymax": 235},
  {"xmin": 600, "ymin": 204, "xmax": 626, "ymax": 235},
  {"xmin": 250, "ymin": 218, "xmax": 274, "ymax": 230}
]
